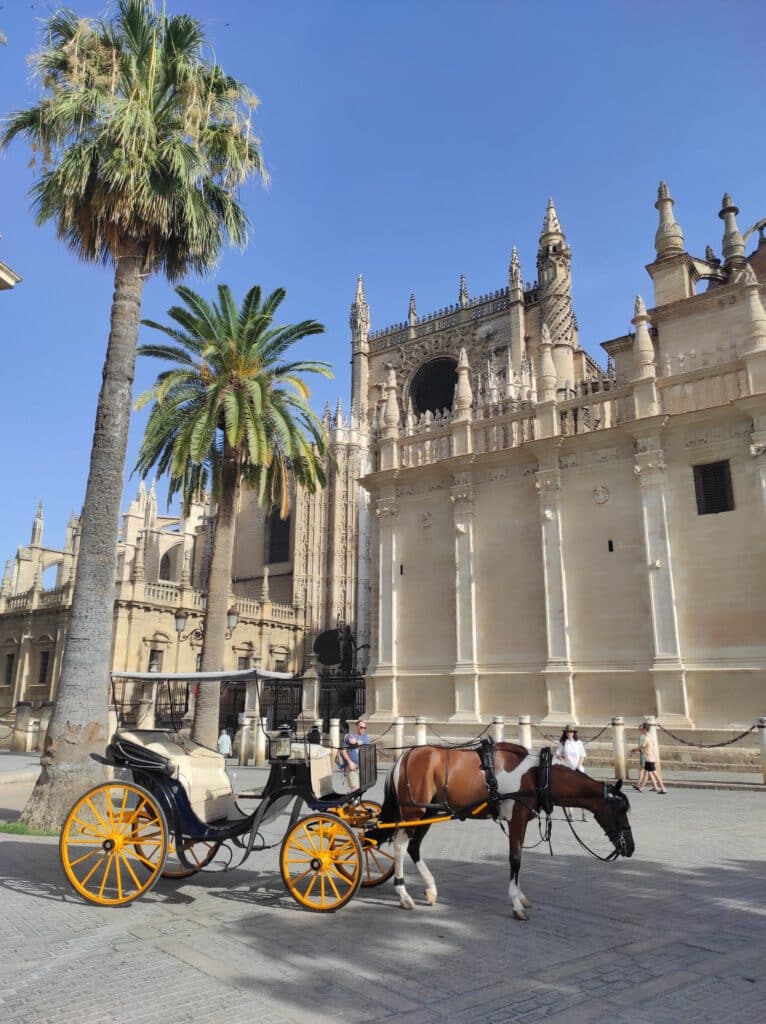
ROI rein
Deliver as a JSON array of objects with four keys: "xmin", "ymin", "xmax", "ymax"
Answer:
[{"xmin": 562, "ymin": 811, "xmax": 622, "ymax": 861}]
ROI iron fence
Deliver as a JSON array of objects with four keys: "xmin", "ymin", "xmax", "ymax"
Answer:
[{"xmin": 318, "ymin": 672, "xmax": 366, "ymax": 730}]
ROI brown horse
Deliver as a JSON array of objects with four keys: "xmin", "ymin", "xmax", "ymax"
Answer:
[{"xmin": 369, "ymin": 742, "xmax": 634, "ymax": 919}]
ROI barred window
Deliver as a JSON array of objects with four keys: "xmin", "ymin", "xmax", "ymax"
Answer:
[
  {"xmin": 38, "ymin": 650, "xmax": 51, "ymax": 684},
  {"xmin": 148, "ymin": 648, "xmax": 164, "ymax": 672},
  {"xmin": 693, "ymin": 460, "xmax": 734, "ymax": 515}
]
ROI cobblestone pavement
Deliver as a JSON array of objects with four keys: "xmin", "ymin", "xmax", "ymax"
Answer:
[{"xmin": 1, "ymin": 779, "xmax": 764, "ymax": 1024}]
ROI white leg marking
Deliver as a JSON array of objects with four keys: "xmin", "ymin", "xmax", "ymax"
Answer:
[
  {"xmin": 415, "ymin": 856, "xmax": 438, "ymax": 904},
  {"xmin": 393, "ymin": 831, "xmax": 415, "ymax": 910},
  {"xmin": 508, "ymin": 878, "xmax": 527, "ymax": 918}
]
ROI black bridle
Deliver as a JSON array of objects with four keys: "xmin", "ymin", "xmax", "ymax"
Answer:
[{"xmin": 564, "ymin": 783, "xmax": 633, "ymax": 862}]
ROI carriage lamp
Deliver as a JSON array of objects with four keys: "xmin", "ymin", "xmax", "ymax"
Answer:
[{"xmin": 274, "ymin": 723, "xmax": 293, "ymax": 761}]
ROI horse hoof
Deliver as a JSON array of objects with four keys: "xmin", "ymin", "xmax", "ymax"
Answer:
[
  {"xmin": 424, "ymin": 889, "xmax": 438, "ymax": 905},
  {"xmin": 512, "ymin": 909, "xmax": 529, "ymax": 921},
  {"xmin": 399, "ymin": 897, "xmax": 416, "ymax": 910},
  {"xmin": 520, "ymin": 897, "xmax": 532, "ymax": 909}
]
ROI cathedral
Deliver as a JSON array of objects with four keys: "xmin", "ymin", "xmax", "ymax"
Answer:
[{"xmin": 2, "ymin": 183, "xmax": 765, "ymax": 734}]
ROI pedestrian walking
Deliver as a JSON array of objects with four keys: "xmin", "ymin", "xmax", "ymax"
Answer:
[{"xmin": 630, "ymin": 723, "xmax": 667, "ymax": 793}]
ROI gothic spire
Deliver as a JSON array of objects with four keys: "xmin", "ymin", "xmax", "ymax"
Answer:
[
  {"xmin": 719, "ymin": 193, "xmax": 746, "ymax": 271},
  {"xmin": 408, "ymin": 293, "xmax": 417, "ymax": 326},
  {"xmin": 349, "ymin": 273, "xmax": 370, "ymax": 336},
  {"xmin": 453, "ymin": 347, "xmax": 474, "ymax": 419},
  {"xmin": 538, "ymin": 323, "xmax": 557, "ymax": 402},
  {"xmin": 540, "ymin": 196, "xmax": 562, "ymax": 240},
  {"xmin": 654, "ymin": 181, "xmax": 685, "ymax": 259},
  {"xmin": 30, "ymin": 501, "xmax": 44, "ymax": 547},
  {"xmin": 459, "ymin": 274, "xmax": 469, "ymax": 309},
  {"xmin": 509, "ymin": 245, "xmax": 523, "ymax": 303},
  {"xmin": 631, "ymin": 295, "xmax": 656, "ymax": 378}
]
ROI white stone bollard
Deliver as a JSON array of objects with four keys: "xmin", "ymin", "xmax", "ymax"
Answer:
[
  {"xmin": 759, "ymin": 717, "xmax": 766, "ymax": 785},
  {"xmin": 11, "ymin": 702, "xmax": 33, "ymax": 753},
  {"xmin": 611, "ymin": 716, "xmax": 626, "ymax": 781},
  {"xmin": 237, "ymin": 720, "xmax": 250, "ymax": 766},
  {"xmin": 491, "ymin": 716, "xmax": 504, "ymax": 743},
  {"xmin": 330, "ymin": 718, "xmax": 341, "ymax": 759},
  {"xmin": 394, "ymin": 716, "xmax": 405, "ymax": 754},
  {"xmin": 518, "ymin": 714, "xmax": 532, "ymax": 751},
  {"xmin": 249, "ymin": 717, "xmax": 260, "ymax": 763},
  {"xmin": 135, "ymin": 696, "xmax": 155, "ymax": 730},
  {"xmin": 254, "ymin": 716, "xmax": 268, "ymax": 767},
  {"xmin": 644, "ymin": 714, "xmax": 661, "ymax": 773},
  {"xmin": 415, "ymin": 716, "xmax": 427, "ymax": 746}
]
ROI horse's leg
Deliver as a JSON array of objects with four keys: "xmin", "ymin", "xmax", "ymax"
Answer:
[
  {"xmin": 407, "ymin": 825, "xmax": 437, "ymax": 905},
  {"xmin": 393, "ymin": 829, "xmax": 416, "ymax": 909},
  {"xmin": 507, "ymin": 806, "xmax": 532, "ymax": 920}
]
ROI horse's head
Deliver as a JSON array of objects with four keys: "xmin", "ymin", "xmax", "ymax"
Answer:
[{"xmin": 593, "ymin": 780, "xmax": 634, "ymax": 858}]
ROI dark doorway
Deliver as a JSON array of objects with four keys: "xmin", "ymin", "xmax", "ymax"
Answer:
[{"xmin": 411, "ymin": 357, "xmax": 458, "ymax": 415}]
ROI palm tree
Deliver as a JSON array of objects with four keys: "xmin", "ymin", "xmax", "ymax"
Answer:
[
  {"xmin": 1, "ymin": 1, "xmax": 265, "ymax": 827},
  {"xmin": 135, "ymin": 283, "xmax": 332, "ymax": 747}
]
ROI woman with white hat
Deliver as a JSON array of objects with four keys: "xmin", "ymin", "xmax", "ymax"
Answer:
[{"xmin": 555, "ymin": 725, "xmax": 587, "ymax": 821}]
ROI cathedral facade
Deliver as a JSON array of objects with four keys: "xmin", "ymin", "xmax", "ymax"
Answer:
[{"xmin": 2, "ymin": 183, "xmax": 765, "ymax": 732}]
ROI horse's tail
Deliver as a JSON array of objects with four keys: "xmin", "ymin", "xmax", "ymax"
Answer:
[{"xmin": 366, "ymin": 754, "xmax": 403, "ymax": 847}]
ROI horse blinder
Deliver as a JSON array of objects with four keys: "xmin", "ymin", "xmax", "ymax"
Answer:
[{"xmin": 602, "ymin": 783, "xmax": 634, "ymax": 858}]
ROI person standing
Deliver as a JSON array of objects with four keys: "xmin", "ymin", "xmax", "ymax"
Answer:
[
  {"xmin": 217, "ymin": 728, "xmax": 232, "ymax": 758},
  {"xmin": 555, "ymin": 725, "xmax": 587, "ymax": 821},
  {"xmin": 555, "ymin": 725, "xmax": 587, "ymax": 772},
  {"xmin": 340, "ymin": 718, "xmax": 370, "ymax": 791},
  {"xmin": 630, "ymin": 723, "xmax": 667, "ymax": 793}
]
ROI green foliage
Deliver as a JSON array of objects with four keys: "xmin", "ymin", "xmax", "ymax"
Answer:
[
  {"xmin": 1, "ymin": 0, "xmax": 266, "ymax": 277},
  {"xmin": 0, "ymin": 820, "xmax": 60, "ymax": 836},
  {"xmin": 134, "ymin": 283, "xmax": 333, "ymax": 517}
]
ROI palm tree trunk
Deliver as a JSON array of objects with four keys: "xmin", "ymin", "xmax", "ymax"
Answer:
[
  {"xmin": 192, "ymin": 445, "xmax": 241, "ymax": 748},
  {"xmin": 22, "ymin": 242, "xmax": 146, "ymax": 830}
]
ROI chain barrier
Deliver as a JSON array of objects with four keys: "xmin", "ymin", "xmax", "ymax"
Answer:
[
  {"xmin": 655, "ymin": 722, "xmax": 758, "ymax": 748},
  {"xmin": 424, "ymin": 722, "xmax": 493, "ymax": 747},
  {"xmin": 531, "ymin": 722, "xmax": 611, "ymax": 744},
  {"xmin": 0, "ymin": 724, "xmax": 13, "ymax": 740},
  {"xmin": 531, "ymin": 724, "xmax": 560, "ymax": 743}
]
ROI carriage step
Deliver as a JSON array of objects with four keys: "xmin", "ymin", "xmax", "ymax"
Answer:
[{"xmin": 237, "ymin": 788, "xmax": 264, "ymax": 799}]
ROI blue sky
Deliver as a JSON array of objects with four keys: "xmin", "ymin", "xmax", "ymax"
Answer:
[{"xmin": 1, "ymin": 0, "xmax": 764, "ymax": 566}]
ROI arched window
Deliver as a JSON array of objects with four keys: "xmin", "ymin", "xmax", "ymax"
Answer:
[
  {"xmin": 411, "ymin": 357, "xmax": 458, "ymax": 415},
  {"xmin": 159, "ymin": 552, "xmax": 172, "ymax": 580},
  {"xmin": 267, "ymin": 509, "xmax": 291, "ymax": 564}
]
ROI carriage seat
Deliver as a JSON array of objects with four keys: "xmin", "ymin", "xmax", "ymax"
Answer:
[
  {"xmin": 116, "ymin": 730, "xmax": 236, "ymax": 823},
  {"xmin": 289, "ymin": 742, "xmax": 335, "ymax": 800}
]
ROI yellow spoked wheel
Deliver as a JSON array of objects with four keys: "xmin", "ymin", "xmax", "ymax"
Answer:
[
  {"xmin": 132, "ymin": 809, "xmax": 220, "ymax": 879},
  {"xmin": 60, "ymin": 782, "xmax": 168, "ymax": 906},
  {"xmin": 280, "ymin": 813, "xmax": 362, "ymax": 912},
  {"xmin": 338, "ymin": 801, "xmax": 395, "ymax": 888},
  {"xmin": 162, "ymin": 838, "xmax": 221, "ymax": 879}
]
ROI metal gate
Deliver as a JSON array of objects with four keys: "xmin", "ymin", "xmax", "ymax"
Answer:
[
  {"xmin": 218, "ymin": 677, "xmax": 303, "ymax": 735},
  {"xmin": 318, "ymin": 673, "xmax": 366, "ymax": 731},
  {"xmin": 260, "ymin": 677, "xmax": 303, "ymax": 731}
]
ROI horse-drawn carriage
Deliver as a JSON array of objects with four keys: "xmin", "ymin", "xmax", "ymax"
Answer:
[
  {"xmin": 60, "ymin": 669, "xmax": 635, "ymax": 920},
  {"xmin": 59, "ymin": 670, "xmax": 394, "ymax": 912}
]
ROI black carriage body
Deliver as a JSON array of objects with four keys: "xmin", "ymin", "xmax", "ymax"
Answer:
[{"xmin": 105, "ymin": 733, "xmax": 377, "ymax": 854}]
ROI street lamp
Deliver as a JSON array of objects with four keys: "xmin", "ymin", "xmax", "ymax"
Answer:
[{"xmin": 175, "ymin": 606, "xmax": 240, "ymax": 641}]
